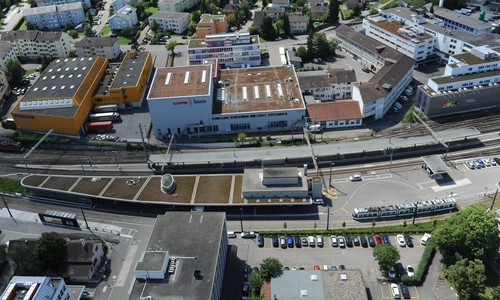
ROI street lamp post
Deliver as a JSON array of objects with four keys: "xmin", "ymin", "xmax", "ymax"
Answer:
[
  {"xmin": 329, "ymin": 162, "xmax": 334, "ymax": 188},
  {"xmin": 389, "ymin": 147, "xmax": 394, "ymax": 172}
]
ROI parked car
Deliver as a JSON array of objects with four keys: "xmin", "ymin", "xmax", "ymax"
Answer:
[
  {"xmin": 275, "ymin": 37, "xmax": 282, "ymax": 41},
  {"xmin": 400, "ymin": 95, "xmax": 408, "ymax": 101},
  {"xmin": 494, "ymin": 157, "xmax": 500, "ymax": 164},
  {"xmin": 313, "ymin": 265, "xmax": 320, "ymax": 270},
  {"xmin": 382, "ymin": 233, "xmax": 391, "ymax": 244},
  {"xmin": 388, "ymin": 266, "xmax": 397, "ymax": 279},
  {"xmin": 280, "ymin": 237, "xmax": 287, "ymax": 248},
  {"xmin": 301, "ymin": 237, "xmax": 308, "ymax": 247},
  {"xmin": 490, "ymin": 158, "xmax": 497, "ymax": 166},
  {"xmin": 261, "ymin": 51, "xmax": 270, "ymax": 59},
  {"xmin": 241, "ymin": 231, "xmax": 256, "ymax": 238},
  {"xmin": 227, "ymin": 231, "xmax": 236, "ymax": 238},
  {"xmin": 374, "ymin": 234, "xmax": 383, "ymax": 245},
  {"xmin": 338, "ymin": 236, "xmax": 345, "ymax": 248},
  {"xmin": 243, "ymin": 282, "xmax": 249, "ymax": 296},
  {"xmin": 400, "ymin": 283, "xmax": 411, "ymax": 299},
  {"xmin": 349, "ymin": 175, "xmax": 362, "ymax": 181},
  {"xmin": 466, "ymin": 161, "xmax": 476, "ymax": 169},
  {"xmin": 391, "ymin": 283, "xmax": 401, "ymax": 299},
  {"xmin": 360, "ymin": 235, "xmax": 368, "ymax": 247},
  {"xmin": 331, "ymin": 235, "xmax": 338, "ymax": 247},
  {"xmin": 407, "ymin": 265, "xmax": 415, "ymax": 277},
  {"xmin": 362, "ymin": 66, "xmax": 370, "ymax": 73},
  {"xmin": 272, "ymin": 235, "xmax": 279, "ymax": 247},
  {"xmin": 308, "ymin": 236, "xmax": 315, "ymax": 247},
  {"xmin": 257, "ymin": 235, "xmax": 264, "ymax": 247},
  {"xmin": 421, "ymin": 233, "xmax": 431, "ymax": 245},
  {"xmin": 396, "ymin": 262, "xmax": 405, "ymax": 276},
  {"xmin": 339, "ymin": 265, "xmax": 345, "ymax": 270},
  {"xmin": 353, "ymin": 236, "xmax": 360, "ymax": 246},
  {"xmin": 295, "ymin": 236, "xmax": 301, "ymax": 248},
  {"xmin": 287, "ymin": 235, "xmax": 294, "ymax": 248},
  {"xmin": 368, "ymin": 235, "xmax": 376, "ymax": 247},
  {"xmin": 393, "ymin": 101, "xmax": 402, "ymax": 109},
  {"xmin": 396, "ymin": 234, "xmax": 406, "ymax": 247},
  {"xmin": 345, "ymin": 234, "xmax": 353, "ymax": 247},
  {"xmin": 404, "ymin": 235, "xmax": 413, "ymax": 247},
  {"xmin": 316, "ymin": 235, "xmax": 324, "ymax": 247}
]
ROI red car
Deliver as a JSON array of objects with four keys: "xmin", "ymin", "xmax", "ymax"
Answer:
[
  {"xmin": 313, "ymin": 265, "xmax": 320, "ymax": 270},
  {"xmin": 374, "ymin": 234, "xmax": 383, "ymax": 245}
]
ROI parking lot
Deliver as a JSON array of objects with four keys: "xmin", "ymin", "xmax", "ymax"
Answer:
[{"xmin": 230, "ymin": 233, "xmax": 448, "ymax": 299}]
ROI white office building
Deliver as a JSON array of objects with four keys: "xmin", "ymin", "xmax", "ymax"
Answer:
[
  {"xmin": 148, "ymin": 11, "xmax": 190, "ymax": 34},
  {"xmin": 23, "ymin": 2, "xmax": 85, "ymax": 30},
  {"xmin": 187, "ymin": 32, "xmax": 261, "ymax": 68}
]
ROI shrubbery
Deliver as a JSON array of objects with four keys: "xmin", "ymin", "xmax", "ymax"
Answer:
[{"xmin": 401, "ymin": 239, "xmax": 436, "ymax": 286}]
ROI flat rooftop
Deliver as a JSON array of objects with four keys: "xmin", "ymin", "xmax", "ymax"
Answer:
[
  {"xmin": 432, "ymin": 6, "xmax": 494, "ymax": 31},
  {"xmin": 214, "ymin": 65, "xmax": 304, "ymax": 114},
  {"xmin": 135, "ymin": 251, "xmax": 168, "ymax": 272},
  {"xmin": 130, "ymin": 212, "xmax": 225, "ymax": 300},
  {"xmin": 147, "ymin": 65, "xmax": 212, "ymax": 99},
  {"xmin": 111, "ymin": 51, "xmax": 150, "ymax": 89},
  {"xmin": 431, "ymin": 69, "xmax": 500, "ymax": 84},
  {"xmin": 450, "ymin": 51, "xmax": 500, "ymax": 66},
  {"xmin": 368, "ymin": 19, "xmax": 433, "ymax": 42},
  {"xmin": 272, "ymin": 270, "xmax": 325, "ymax": 299},
  {"xmin": 422, "ymin": 154, "xmax": 451, "ymax": 174}
]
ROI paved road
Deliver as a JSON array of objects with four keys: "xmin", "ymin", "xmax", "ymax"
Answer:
[{"xmin": 1, "ymin": 3, "xmax": 29, "ymax": 32}]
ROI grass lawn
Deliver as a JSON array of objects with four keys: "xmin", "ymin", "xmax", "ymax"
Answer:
[
  {"xmin": 0, "ymin": 178, "xmax": 25, "ymax": 195},
  {"xmin": 24, "ymin": 69, "xmax": 35, "ymax": 76},
  {"xmin": 100, "ymin": 24, "xmax": 111, "ymax": 36},
  {"xmin": 18, "ymin": 21, "xmax": 27, "ymax": 30},
  {"xmin": 145, "ymin": 7, "xmax": 159, "ymax": 14},
  {"xmin": 118, "ymin": 36, "xmax": 131, "ymax": 45}
]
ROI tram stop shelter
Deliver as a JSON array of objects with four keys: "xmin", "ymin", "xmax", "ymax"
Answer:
[{"xmin": 422, "ymin": 155, "xmax": 451, "ymax": 180}]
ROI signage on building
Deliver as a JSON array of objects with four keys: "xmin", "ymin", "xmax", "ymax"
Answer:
[
  {"xmin": 441, "ymin": 100, "xmax": 459, "ymax": 108},
  {"xmin": 224, "ymin": 40, "xmax": 232, "ymax": 46},
  {"xmin": 172, "ymin": 99, "xmax": 207, "ymax": 106}
]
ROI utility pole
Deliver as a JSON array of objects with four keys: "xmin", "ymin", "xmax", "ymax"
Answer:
[
  {"xmin": 1, "ymin": 194, "xmax": 14, "ymax": 220},
  {"xmin": 490, "ymin": 188, "xmax": 498, "ymax": 211},
  {"xmin": 326, "ymin": 206, "xmax": 330, "ymax": 231},
  {"xmin": 239, "ymin": 207, "xmax": 243, "ymax": 232},
  {"xmin": 329, "ymin": 162, "xmax": 334, "ymax": 188},
  {"xmin": 138, "ymin": 123, "xmax": 149, "ymax": 163},
  {"xmin": 389, "ymin": 147, "xmax": 394, "ymax": 172}
]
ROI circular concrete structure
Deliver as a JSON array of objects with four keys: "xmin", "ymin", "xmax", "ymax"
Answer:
[{"xmin": 161, "ymin": 173, "xmax": 176, "ymax": 194}]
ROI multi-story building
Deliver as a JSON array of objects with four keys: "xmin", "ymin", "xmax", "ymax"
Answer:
[
  {"xmin": 310, "ymin": 5, "xmax": 328, "ymax": 20},
  {"xmin": 416, "ymin": 45, "xmax": 500, "ymax": 117},
  {"xmin": 158, "ymin": 0, "xmax": 200, "ymax": 12},
  {"xmin": 0, "ymin": 41, "xmax": 18, "ymax": 71},
  {"xmin": 61, "ymin": 240, "xmax": 105, "ymax": 283},
  {"xmin": 0, "ymin": 70, "xmax": 10, "ymax": 103},
  {"xmin": 306, "ymin": 100, "xmax": 363, "ymax": 129},
  {"xmin": 297, "ymin": 69, "xmax": 357, "ymax": 101},
  {"xmin": 428, "ymin": 4, "xmax": 493, "ymax": 35},
  {"xmin": 466, "ymin": 0, "xmax": 500, "ymax": 13},
  {"xmin": 0, "ymin": 31, "xmax": 72, "ymax": 60},
  {"xmin": 0, "ymin": 277, "xmax": 71, "ymax": 300},
  {"xmin": 363, "ymin": 14, "xmax": 437, "ymax": 63},
  {"xmin": 75, "ymin": 37, "xmax": 121, "ymax": 60},
  {"xmin": 269, "ymin": 0, "xmax": 290, "ymax": 8},
  {"xmin": 187, "ymin": 32, "xmax": 261, "ymax": 68},
  {"xmin": 23, "ymin": 2, "xmax": 85, "ymax": 30},
  {"xmin": 195, "ymin": 14, "xmax": 228, "ymax": 38},
  {"xmin": 265, "ymin": 6, "xmax": 285, "ymax": 18},
  {"xmin": 336, "ymin": 25, "xmax": 415, "ymax": 120},
  {"xmin": 146, "ymin": 63, "xmax": 305, "ymax": 137},
  {"xmin": 109, "ymin": 5, "xmax": 138, "ymax": 30},
  {"xmin": 35, "ymin": 0, "xmax": 91, "ymax": 8},
  {"xmin": 110, "ymin": 0, "xmax": 133, "ymax": 12},
  {"xmin": 289, "ymin": 14, "xmax": 308, "ymax": 35},
  {"xmin": 148, "ymin": 11, "xmax": 190, "ymax": 34}
]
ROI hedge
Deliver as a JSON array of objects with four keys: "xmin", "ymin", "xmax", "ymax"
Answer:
[{"xmin": 401, "ymin": 239, "xmax": 436, "ymax": 286}]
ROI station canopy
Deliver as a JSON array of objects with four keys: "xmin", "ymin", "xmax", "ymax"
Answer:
[{"xmin": 421, "ymin": 155, "xmax": 451, "ymax": 175}]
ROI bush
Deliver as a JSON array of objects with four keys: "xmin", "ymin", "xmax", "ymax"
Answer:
[{"xmin": 401, "ymin": 239, "xmax": 436, "ymax": 286}]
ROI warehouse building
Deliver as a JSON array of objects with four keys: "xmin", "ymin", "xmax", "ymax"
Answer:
[{"xmin": 147, "ymin": 63, "xmax": 305, "ymax": 138}]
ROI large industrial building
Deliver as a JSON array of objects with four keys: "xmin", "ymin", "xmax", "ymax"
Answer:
[
  {"xmin": 147, "ymin": 63, "xmax": 305, "ymax": 138},
  {"xmin": 416, "ymin": 45, "xmax": 500, "ymax": 117},
  {"xmin": 11, "ymin": 51, "xmax": 153, "ymax": 136},
  {"xmin": 131, "ymin": 212, "xmax": 228, "ymax": 300}
]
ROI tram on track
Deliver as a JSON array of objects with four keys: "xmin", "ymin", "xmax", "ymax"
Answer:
[{"xmin": 352, "ymin": 197, "xmax": 456, "ymax": 221}]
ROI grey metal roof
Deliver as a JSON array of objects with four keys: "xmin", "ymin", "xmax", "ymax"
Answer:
[
  {"xmin": 263, "ymin": 167, "xmax": 298, "ymax": 178},
  {"xmin": 298, "ymin": 69, "xmax": 357, "ymax": 88},
  {"xmin": 267, "ymin": 7, "xmax": 285, "ymax": 13},
  {"xmin": 111, "ymin": 51, "xmax": 149, "ymax": 88},
  {"xmin": 0, "ymin": 41, "xmax": 13, "ymax": 57},
  {"xmin": 0, "ymin": 30, "xmax": 39, "ymax": 41},
  {"xmin": 75, "ymin": 37, "xmax": 118, "ymax": 48},
  {"xmin": 271, "ymin": 270, "xmax": 325, "ymax": 300},
  {"xmin": 243, "ymin": 168, "xmax": 308, "ymax": 193},
  {"xmin": 431, "ymin": 6, "xmax": 493, "ymax": 31},
  {"xmin": 422, "ymin": 155, "xmax": 451, "ymax": 174},
  {"xmin": 289, "ymin": 14, "xmax": 308, "ymax": 22},
  {"xmin": 130, "ymin": 212, "xmax": 226, "ymax": 300},
  {"xmin": 149, "ymin": 11, "xmax": 189, "ymax": 20}
]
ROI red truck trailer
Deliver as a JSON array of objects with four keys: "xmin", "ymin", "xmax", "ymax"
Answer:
[{"xmin": 86, "ymin": 121, "xmax": 113, "ymax": 132}]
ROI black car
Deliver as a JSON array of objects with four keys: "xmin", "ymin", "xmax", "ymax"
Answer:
[
  {"xmin": 404, "ymin": 234, "xmax": 414, "ymax": 247},
  {"xmin": 353, "ymin": 236, "xmax": 360, "ymax": 246},
  {"xmin": 345, "ymin": 234, "xmax": 353, "ymax": 247},
  {"xmin": 257, "ymin": 235, "xmax": 264, "ymax": 248},
  {"xmin": 382, "ymin": 233, "xmax": 391, "ymax": 244},
  {"xmin": 295, "ymin": 236, "xmax": 301, "ymax": 248},
  {"xmin": 272, "ymin": 235, "xmax": 279, "ymax": 247},
  {"xmin": 400, "ymin": 283, "xmax": 411, "ymax": 299},
  {"xmin": 339, "ymin": 265, "xmax": 346, "ymax": 270},
  {"xmin": 396, "ymin": 262, "xmax": 405, "ymax": 277},
  {"xmin": 494, "ymin": 157, "xmax": 500, "ymax": 164},
  {"xmin": 367, "ymin": 235, "xmax": 376, "ymax": 247},
  {"xmin": 360, "ymin": 236, "xmax": 368, "ymax": 247}
]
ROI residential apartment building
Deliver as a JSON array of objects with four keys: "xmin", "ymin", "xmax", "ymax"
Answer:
[
  {"xmin": 148, "ymin": 11, "xmax": 190, "ymax": 34},
  {"xmin": 35, "ymin": 0, "xmax": 91, "ymax": 8},
  {"xmin": 289, "ymin": 14, "xmax": 308, "ymax": 35},
  {"xmin": 0, "ymin": 277, "xmax": 71, "ymax": 300},
  {"xmin": 335, "ymin": 25, "xmax": 415, "ymax": 120},
  {"xmin": 0, "ymin": 41, "xmax": 18, "ymax": 71},
  {"xmin": 158, "ymin": 0, "xmax": 200, "ymax": 12},
  {"xmin": 111, "ymin": 0, "xmax": 133, "ymax": 12},
  {"xmin": 61, "ymin": 240, "xmax": 105, "ymax": 283},
  {"xmin": 265, "ymin": 6, "xmax": 285, "ymax": 18},
  {"xmin": 0, "ymin": 70, "xmax": 10, "ymax": 103},
  {"xmin": 195, "ymin": 14, "xmax": 228, "ymax": 38},
  {"xmin": 269, "ymin": 0, "xmax": 290, "ymax": 8},
  {"xmin": 109, "ymin": 5, "xmax": 138, "ymax": 30},
  {"xmin": 0, "ymin": 31, "xmax": 72, "ymax": 60},
  {"xmin": 23, "ymin": 2, "xmax": 85, "ymax": 30},
  {"xmin": 363, "ymin": 14, "xmax": 436, "ymax": 63},
  {"xmin": 310, "ymin": 5, "xmax": 328, "ymax": 20},
  {"xmin": 297, "ymin": 69, "xmax": 357, "ymax": 101},
  {"xmin": 75, "ymin": 37, "xmax": 121, "ymax": 60},
  {"xmin": 187, "ymin": 32, "xmax": 261, "ymax": 68},
  {"xmin": 416, "ymin": 45, "xmax": 500, "ymax": 117}
]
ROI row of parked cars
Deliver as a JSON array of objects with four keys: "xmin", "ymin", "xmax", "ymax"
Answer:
[
  {"xmin": 392, "ymin": 86, "xmax": 413, "ymax": 112},
  {"xmin": 391, "ymin": 282, "xmax": 411, "ymax": 299},
  {"xmin": 465, "ymin": 157, "xmax": 500, "ymax": 169}
]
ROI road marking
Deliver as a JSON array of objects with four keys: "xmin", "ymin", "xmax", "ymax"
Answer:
[
  {"xmin": 102, "ymin": 285, "xmax": 107, "ymax": 293},
  {"xmin": 115, "ymin": 244, "xmax": 138, "ymax": 287},
  {"xmin": 341, "ymin": 207, "xmax": 349, "ymax": 213}
]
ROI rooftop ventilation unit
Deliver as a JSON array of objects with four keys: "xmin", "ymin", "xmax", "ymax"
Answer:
[
  {"xmin": 165, "ymin": 72, "xmax": 172, "ymax": 85},
  {"xmin": 254, "ymin": 86, "xmax": 259, "ymax": 99},
  {"xmin": 184, "ymin": 71, "xmax": 190, "ymax": 84}
]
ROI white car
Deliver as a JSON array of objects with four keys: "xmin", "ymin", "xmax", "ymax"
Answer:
[
  {"xmin": 396, "ymin": 234, "xmax": 406, "ymax": 247},
  {"xmin": 407, "ymin": 265, "xmax": 415, "ymax": 277},
  {"xmin": 421, "ymin": 233, "xmax": 431, "ymax": 245},
  {"xmin": 391, "ymin": 283, "xmax": 401, "ymax": 299},
  {"xmin": 490, "ymin": 158, "xmax": 497, "ymax": 166},
  {"xmin": 330, "ymin": 235, "xmax": 338, "ymax": 247},
  {"xmin": 240, "ymin": 231, "xmax": 256, "ymax": 239},
  {"xmin": 400, "ymin": 95, "xmax": 408, "ymax": 101},
  {"xmin": 349, "ymin": 175, "xmax": 362, "ymax": 181}
]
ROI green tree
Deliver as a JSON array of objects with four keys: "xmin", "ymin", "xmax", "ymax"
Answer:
[
  {"xmin": 227, "ymin": 14, "xmax": 238, "ymax": 27},
  {"xmin": 372, "ymin": 244, "xmax": 400, "ymax": 271},
  {"xmin": 150, "ymin": 20, "xmax": 160, "ymax": 33},
  {"xmin": 314, "ymin": 32, "xmax": 330, "ymax": 58},
  {"xmin": 6, "ymin": 59, "xmax": 25, "ymax": 87},
  {"xmin": 10, "ymin": 243, "xmax": 43, "ymax": 275},
  {"xmin": 83, "ymin": 23, "xmax": 94, "ymax": 37},
  {"xmin": 490, "ymin": 286, "xmax": 500, "ymax": 299},
  {"xmin": 40, "ymin": 56, "xmax": 51, "ymax": 72},
  {"xmin": 445, "ymin": 258, "xmax": 486, "ymax": 300},
  {"xmin": 68, "ymin": 30, "xmax": 79, "ymax": 38},
  {"xmin": 328, "ymin": 0, "xmax": 339, "ymax": 23},
  {"xmin": 261, "ymin": 16, "xmax": 275, "ymax": 40},
  {"xmin": 191, "ymin": 10, "xmax": 201, "ymax": 24},
  {"xmin": 36, "ymin": 232, "xmax": 68, "ymax": 273},
  {"xmin": 283, "ymin": 222, "xmax": 287, "ymax": 232},
  {"xmin": 493, "ymin": 25, "xmax": 500, "ymax": 34},
  {"xmin": 433, "ymin": 204, "xmax": 500, "ymax": 263},
  {"xmin": 283, "ymin": 13, "xmax": 290, "ymax": 38},
  {"xmin": 306, "ymin": 32, "xmax": 314, "ymax": 59},
  {"xmin": 248, "ymin": 271, "xmax": 262, "ymax": 296},
  {"xmin": 120, "ymin": 26, "xmax": 136, "ymax": 38},
  {"xmin": 329, "ymin": 37, "xmax": 340, "ymax": 56},
  {"xmin": 259, "ymin": 257, "xmax": 283, "ymax": 281},
  {"xmin": 166, "ymin": 40, "xmax": 178, "ymax": 56},
  {"xmin": 295, "ymin": 46, "xmax": 307, "ymax": 59},
  {"xmin": 68, "ymin": 50, "xmax": 78, "ymax": 58}
]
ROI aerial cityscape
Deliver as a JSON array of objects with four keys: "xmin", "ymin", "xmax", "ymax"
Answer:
[{"xmin": 0, "ymin": 0, "xmax": 499, "ymax": 299}]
